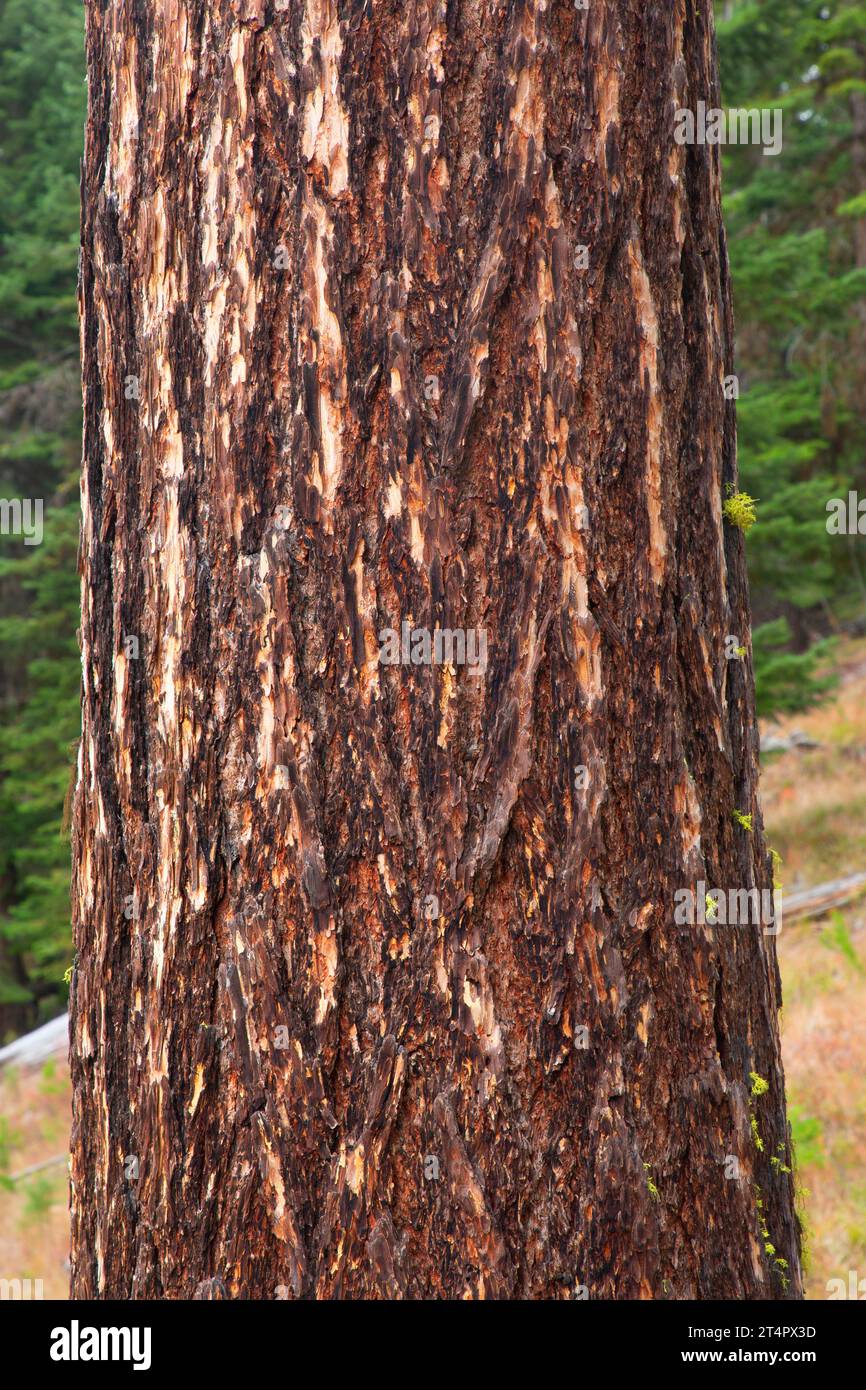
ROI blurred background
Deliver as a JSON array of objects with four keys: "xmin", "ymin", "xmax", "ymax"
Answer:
[{"xmin": 1, "ymin": 0, "xmax": 865, "ymax": 1298}]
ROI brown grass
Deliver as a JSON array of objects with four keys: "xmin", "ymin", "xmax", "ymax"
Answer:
[
  {"xmin": 0, "ymin": 1057, "xmax": 70, "ymax": 1299},
  {"xmin": 761, "ymin": 637, "xmax": 866, "ymax": 1299}
]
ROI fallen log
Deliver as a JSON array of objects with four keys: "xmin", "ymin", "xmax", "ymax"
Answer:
[
  {"xmin": 0, "ymin": 1012, "xmax": 67, "ymax": 1071},
  {"xmin": 781, "ymin": 872, "xmax": 866, "ymax": 924},
  {"xmin": 6, "ymin": 1153, "xmax": 67, "ymax": 1184}
]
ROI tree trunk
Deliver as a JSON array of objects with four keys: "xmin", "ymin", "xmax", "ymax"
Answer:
[{"xmin": 71, "ymin": 0, "xmax": 803, "ymax": 1300}]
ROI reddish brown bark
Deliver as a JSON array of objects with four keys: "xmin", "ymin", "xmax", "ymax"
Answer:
[{"xmin": 71, "ymin": 0, "xmax": 802, "ymax": 1299}]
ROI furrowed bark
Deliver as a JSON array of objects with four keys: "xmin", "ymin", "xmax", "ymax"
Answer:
[{"xmin": 71, "ymin": 0, "xmax": 803, "ymax": 1299}]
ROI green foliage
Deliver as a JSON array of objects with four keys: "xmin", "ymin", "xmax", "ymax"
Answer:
[
  {"xmin": 0, "ymin": 0, "xmax": 86, "ymax": 362},
  {"xmin": 0, "ymin": 0, "xmax": 84, "ymax": 1028},
  {"xmin": 20, "ymin": 1171, "xmax": 59, "ymax": 1225},
  {"xmin": 723, "ymin": 488, "xmax": 759, "ymax": 532},
  {"xmin": 0, "ymin": 1115, "xmax": 21, "ymax": 1180},
  {"xmin": 771, "ymin": 1143, "xmax": 793, "ymax": 1175},
  {"xmin": 717, "ymin": 0, "xmax": 866, "ymax": 717},
  {"xmin": 643, "ymin": 1162, "xmax": 661, "ymax": 1202},
  {"xmin": 749, "ymin": 1071, "xmax": 770, "ymax": 1151},
  {"xmin": 38, "ymin": 1057, "xmax": 65, "ymax": 1098},
  {"xmin": 755, "ymin": 1183, "xmax": 792, "ymax": 1289},
  {"xmin": 789, "ymin": 1104, "xmax": 827, "ymax": 1169},
  {"xmin": 752, "ymin": 619, "xmax": 836, "ymax": 717},
  {"xmin": 820, "ymin": 910, "xmax": 866, "ymax": 973},
  {"xmin": 0, "ymin": 500, "xmax": 80, "ymax": 1020}
]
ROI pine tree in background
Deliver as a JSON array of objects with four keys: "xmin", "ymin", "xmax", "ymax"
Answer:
[
  {"xmin": 0, "ymin": 0, "xmax": 84, "ymax": 366},
  {"xmin": 717, "ymin": 0, "xmax": 866, "ymax": 713},
  {"xmin": 0, "ymin": 0, "xmax": 84, "ymax": 1033},
  {"xmin": 0, "ymin": 503, "xmax": 79, "ymax": 1022}
]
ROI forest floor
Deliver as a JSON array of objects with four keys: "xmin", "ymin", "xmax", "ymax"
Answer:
[
  {"xmin": 1, "ymin": 640, "xmax": 865, "ymax": 1300},
  {"xmin": 0, "ymin": 1056, "xmax": 69, "ymax": 1298},
  {"xmin": 759, "ymin": 635, "xmax": 866, "ymax": 1299}
]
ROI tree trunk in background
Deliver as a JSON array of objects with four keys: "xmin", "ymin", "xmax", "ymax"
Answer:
[{"xmin": 71, "ymin": 0, "xmax": 803, "ymax": 1299}]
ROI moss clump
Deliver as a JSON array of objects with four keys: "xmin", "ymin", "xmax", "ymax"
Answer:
[
  {"xmin": 643, "ymin": 1163, "xmax": 660, "ymax": 1202},
  {"xmin": 749, "ymin": 1073, "xmax": 769, "ymax": 1151},
  {"xmin": 755, "ymin": 1185, "xmax": 791, "ymax": 1292},
  {"xmin": 732, "ymin": 809, "xmax": 753, "ymax": 832},
  {"xmin": 751, "ymin": 1112, "xmax": 765, "ymax": 1152},
  {"xmin": 723, "ymin": 486, "xmax": 759, "ymax": 532},
  {"xmin": 771, "ymin": 1143, "xmax": 792, "ymax": 1176}
]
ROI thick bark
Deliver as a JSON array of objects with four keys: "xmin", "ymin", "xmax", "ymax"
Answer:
[{"xmin": 71, "ymin": 0, "xmax": 802, "ymax": 1299}]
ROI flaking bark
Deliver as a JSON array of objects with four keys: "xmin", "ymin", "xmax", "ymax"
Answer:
[{"xmin": 71, "ymin": 0, "xmax": 803, "ymax": 1299}]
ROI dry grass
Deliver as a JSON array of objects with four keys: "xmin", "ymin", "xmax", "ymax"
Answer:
[
  {"xmin": 760, "ymin": 637, "xmax": 866, "ymax": 890},
  {"xmin": 0, "ymin": 1057, "xmax": 70, "ymax": 1299},
  {"xmin": 761, "ymin": 636, "xmax": 866, "ymax": 1298},
  {"xmin": 776, "ymin": 915, "xmax": 866, "ymax": 1299}
]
